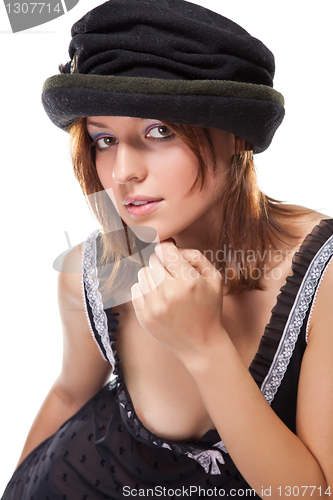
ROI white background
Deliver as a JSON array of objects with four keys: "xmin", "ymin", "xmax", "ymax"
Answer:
[{"xmin": 0, "ymin": 0, "xmax": 332, "ymax": 494}]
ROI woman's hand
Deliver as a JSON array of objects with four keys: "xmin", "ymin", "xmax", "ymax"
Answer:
[{"xmin": 131, "ymin": 241, "xmax": 228, "ymax": 366}]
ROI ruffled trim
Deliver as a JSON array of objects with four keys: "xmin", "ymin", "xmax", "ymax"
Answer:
[
  {"xmin": 250, "ymin": 219, "xmax": 333, "ymax": 397},
  {"xmin": 115, "ymin": 374, "xmax": 227, "ymax": 474}
]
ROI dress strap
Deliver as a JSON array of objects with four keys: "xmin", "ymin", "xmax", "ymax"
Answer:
[
  {"xmin": 305, "ymin": 254, "xmax": 333, "ymax": 343},
  {"xmin": 250, "ymin": 219, "xmax": 333, "ymax": 405},
  {"xmin": 82, "ymin": 230, "xmax": 116, "ymax": 370},
  {"xmin": 261, "ymin": 229, "xmax": 333, "ymax": 404}
]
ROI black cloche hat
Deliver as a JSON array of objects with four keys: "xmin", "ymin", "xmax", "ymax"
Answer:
[{"xmin": 42, "ymin": 0, "xmax": 285, "ymax": 153}]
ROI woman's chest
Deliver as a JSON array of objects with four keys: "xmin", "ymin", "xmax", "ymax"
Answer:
[{"xmin": 112, "ymin": 278, "xmax": 283, "ymax": 442}]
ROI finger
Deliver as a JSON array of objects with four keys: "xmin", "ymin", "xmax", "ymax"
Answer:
[
  {"xmin": 137, "ymin": 266, "xmax": 157, "ymax": 295},
  {"xmin": 179, "ymin": 249, "xmax": 222, "ymax": 285},
  {"xmin": 148, "ymin": 253, "xmax": 167, "ymax": 286},
  {"xmin": 131, "ymin": 282, "xmax": 145, "ymax": 311},
  {"xmin": 154, "ymin": 241, "xmax": 187, "ymax": 278}
]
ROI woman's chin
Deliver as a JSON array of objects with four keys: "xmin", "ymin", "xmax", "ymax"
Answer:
[
  {"xmin": 126, "ymin": 222, "xmax": 176, "ymax": 245},
  {"xmin": 127, "ymin": 225, "xmax": 160, "ymax": 244}
]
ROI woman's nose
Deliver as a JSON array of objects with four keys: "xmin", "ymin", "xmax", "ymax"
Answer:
[{"xmin": 112, "ymin": 144, "xmax": 147, "ymax": 184}]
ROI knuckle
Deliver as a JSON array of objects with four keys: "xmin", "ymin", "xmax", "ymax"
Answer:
[
  {"xmin": 163, "ymin": 286, "xmax": 176, "ymax": 304},
  {"xmin": 147, "ymin": 300, "xmax": 169, "ymax": 322},
  {"xmin": 156, "ymin": 301, "xmax": 169, "ymax": 317},
  {"xmin": 184, "ymin": 276, "xmax": 197, "ymax": 291},
  {"xmin": 182, "ymin": 248, "xmax": 204, "ymax": 263},
  {"xmin": 193, "ymin": 249, "xmax": 203, "ymax": 260}
]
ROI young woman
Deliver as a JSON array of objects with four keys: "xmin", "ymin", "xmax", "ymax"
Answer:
[{"xmin": 2, "ymin": 0, "xmax": 333, "ymax": 498}]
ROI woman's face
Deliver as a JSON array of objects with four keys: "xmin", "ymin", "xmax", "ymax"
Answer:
[{"xmin": 86, "ymin": 116, "xmax": 235, "ymax": 245}]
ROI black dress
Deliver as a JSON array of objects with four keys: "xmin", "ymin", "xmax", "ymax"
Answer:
[{"xmin": 2, "ymin": 220, "xmax": 333, "ymax": 500}]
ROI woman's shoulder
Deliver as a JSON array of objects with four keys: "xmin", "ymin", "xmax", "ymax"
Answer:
[
  {"xmin": 278, "ymin": 204, "xmax": 332, "ymax": 250},
  {"xmin": 57, "ymin": 243, "xmax": 84, "ymax": 311},
  {"xmin": 283, "ymin": 203, "xmax": 331, "ymax": 224},
  {"xmin": 57, "ymin": 230, "xmax": 101, "ymax": 309},
  {"xmin": 303, "ymin": 206, "xmax": 333, "ymax": 343}
]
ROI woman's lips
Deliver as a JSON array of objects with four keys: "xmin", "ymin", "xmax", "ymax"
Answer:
[{"xmin": 125, "ymin": 199, "xmax": 163, "ymax": 216}]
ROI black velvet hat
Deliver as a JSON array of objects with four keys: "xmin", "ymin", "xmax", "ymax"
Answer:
[{"xmin": 42, "ymin": 0, "xmax": 285, "ymax": 153}]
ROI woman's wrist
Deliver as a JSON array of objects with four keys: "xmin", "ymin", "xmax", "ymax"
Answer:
[{"xmin": 179, "ymin": 326, "xmax": 234, "ymax": 377}]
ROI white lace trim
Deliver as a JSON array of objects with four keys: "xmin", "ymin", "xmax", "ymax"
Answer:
[
  {"xmin": 305, "ymin": 254, "xmax": 333, "ymax": 343},
  {"xmin": 82, "ymin": 230, "xmax": 116, "ymax": 370},
  {"xmin": 80, "ymin": 237, "xmax": 107, "ymax": 360},
  {"xmin": 261, "ymin": 234, "xmax": 333, "ymax": 404},
  {"xmin": 81, "ymin": 268, "xmax": 108, "ymax": 361}
]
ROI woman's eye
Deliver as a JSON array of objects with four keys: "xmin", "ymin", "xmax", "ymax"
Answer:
[
  {"xmin": 95, "ymin": 136, "xmax": 118, "ymax": 149},
  {"xmin": 146, "ymin": 125, "xmax": 173, "ymax": 139}
]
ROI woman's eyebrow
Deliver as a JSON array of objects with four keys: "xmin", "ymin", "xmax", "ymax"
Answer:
[
  {"xmin": 86, "ymin": 120, "xmax": 109, "ymax": 129},
  {"xmin": 86, "ymin": 118, "xmax": 157, "ymax": 129}
]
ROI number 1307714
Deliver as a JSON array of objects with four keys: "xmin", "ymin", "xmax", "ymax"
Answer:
[
  {"xmin": 275, "ymin": 486, "xmax": 332, "ymax": 497},
  {"xmin": 5, "ymin": 3, "xmax": 61, "ymax": 14}
]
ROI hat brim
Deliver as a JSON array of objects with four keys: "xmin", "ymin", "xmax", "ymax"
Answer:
[{"xmin": 42, "ymin": 74, "xmax": 285, "ymax": 153}]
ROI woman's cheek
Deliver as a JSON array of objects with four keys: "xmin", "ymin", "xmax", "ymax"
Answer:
[{"xmin": 96, "ymin": 162, "xmax": 110, "ymax": 188}]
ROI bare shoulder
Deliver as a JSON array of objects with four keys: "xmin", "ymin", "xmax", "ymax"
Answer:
[
  {"xmin": 292, "ymin": 203, "xmax": 333, "ymax": 348},
  {"xmin": 279, "ymin": 204, "xmax": 332, "ymax": 248},
  {"xmin": 56, "ymin": 242, "xmax": 112, "ymax": 402},
  {"xmin": 307, "ymin": 256, "xmax": 333, "ymax": 343},
  {"xmin": 57, "ymin": 244, "xmax": 84, "ymax": 311},
  {"xmin": 284, "ymin": 204, "xmax": 330, "ymax": 224}
]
